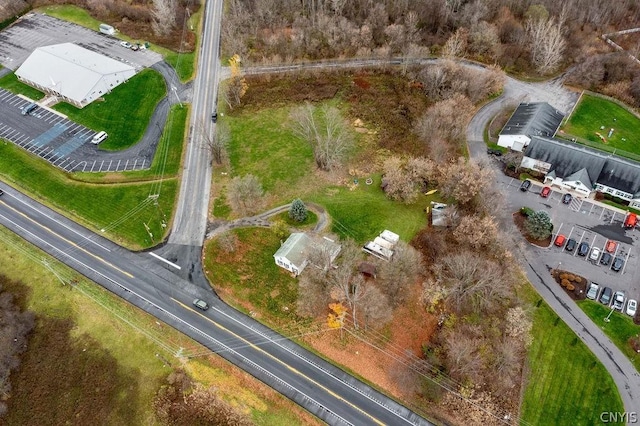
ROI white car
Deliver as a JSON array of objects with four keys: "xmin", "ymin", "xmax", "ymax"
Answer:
[
  {"xmin": 120, "ymin": 41, "xmax": 132, "ymax": 48},
  {"xmin": 626, "ymin": 299, "xmax": 637, "ymax": 317},
  {"xmin": 589, "ymin": 247, "xmax": 601, "ymax": 261},
  {"xmin": 586, "ymin": 282, "xmax": 599, "ymax": 300},
  {"xmin": 612, "ymin": 291, "xmax": 625, "ymax": 311}
]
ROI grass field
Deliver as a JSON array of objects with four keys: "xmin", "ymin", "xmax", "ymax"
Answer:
[
  {"xmin": 53, "ymin": 69, "xmax": 166, "ymax": 150},
  {"xmin": 0, "ymin": 142, "xmax": 177, "ymax": 249},
  {"xmin": 0, "ymin": 72, "xmax": 45, "ymax": 100},
  {"xmin": 577, "ymin": 300, "xmax": 640, "ymax": 371},
  {"xmin": 562, "ymin": 94, "xmax": 640, "ymax": 155},
  {"xmin": 204, "ymin": 228, "xmax": 300, "ymax": 325},
  {"xmin": 521, "ymin": 293, "xmax": 624, "ymax": 425},
  {"xmin": 0, "ymin": 228, "xmax": 318, "ymax": 426}
]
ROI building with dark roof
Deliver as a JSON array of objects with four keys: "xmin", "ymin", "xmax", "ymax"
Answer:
[
  {"xmin": 521, "ymin": 136, "xmax": 640, "ymax": 207},
  {"xmin": 498, "ymin": 102, "xmax": 565, "ymax": 151}
]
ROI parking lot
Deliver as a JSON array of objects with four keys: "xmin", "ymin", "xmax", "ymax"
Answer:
[
  {"xmin": 0, "ymin": 13, "xmax": 161, "ymax": 71},
  {"xmin": 500, "ymin": 175, "xmax": 640, "ymax": 311}
]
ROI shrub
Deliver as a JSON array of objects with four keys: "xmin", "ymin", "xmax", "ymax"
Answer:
[
  {"xmin": 559, "ymin": 273, "xmax": 569, "ymax": 281},
  {"xmin": 524, "ymin": 210, "xmax": 553, "ymax": 240},
  {"xmin": 561, "ymin": 279, "xmax": 570, "ymax": 287},
  {"xmin": 566, "ymin": 283, "xmax": 575, "ymax": 291},
  {"xmin": 520, "ymin": 206, "xmax": 535, "ymax": 217}
]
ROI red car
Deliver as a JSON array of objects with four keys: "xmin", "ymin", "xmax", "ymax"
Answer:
[
  {"xmin": 605, "ymin": 240, "xmax": 617, "ymax": 253},
  {"xmin": 554, "ymin": 234, "xmax": 566, "ymax": 247},
  {"xmin": 540, "ymin": 186, "xmax": 551, "ymax": 198}
]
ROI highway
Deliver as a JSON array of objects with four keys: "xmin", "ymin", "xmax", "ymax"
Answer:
[{"xmin": 0, "ymin": 185, "xmax": 431, "ymax": 425}]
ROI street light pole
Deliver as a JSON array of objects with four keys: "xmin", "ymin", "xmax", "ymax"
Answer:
[{"xmin": 604, "ymin": 307, "xmax": 614, "ymax": 323}]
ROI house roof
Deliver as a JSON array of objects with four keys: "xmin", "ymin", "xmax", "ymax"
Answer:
[
  {"xmin": 524, "ymin": 136, "xmax": 640, "ymax": 195},
  {"xmin": 500, "ymin": 102, "xmax": 565, "ymax": 138},
  {"xmin": 15, "ymin": 43, "xmax": 135, "ymax": 105},
  {"xmin": 274, "ymin": 232, "xmax": 310, "ymax": 268}
]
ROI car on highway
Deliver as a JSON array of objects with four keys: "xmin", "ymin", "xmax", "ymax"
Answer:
[
  {"xmin": 600, "ymin": 252, "xmax": 612, "ymax": 266},
  {"xmin": 578, "ymin": 242, "xmax": 590, "ymax": 256},
  {"xmin": 554, "ymin": 234, "xmax": 566, "ymax": 247},
  {"xmin": 120, "ymin": 41, "xmax": 132, "ymax": 48},
  {"xmin": 212, "ymin": 112, "xmax": 217, "ymax": 123},
  {"xmin": 605, "ymin": 240, "xmax": 617, "ymax": 253},
  {"xmin": 520, "ymin": 179, "xmax": 532, "ymax": 192},
  {"xmin": 589, "ymin": 247, "xmax": 601, "ymax": 261},
  {"xmin": 0, "ymin": 189, "xmax": 3, "ymax": 196},
  {"xmin": 599, "ymin": 287, "xmax": 613, "ymax": 305},
  {"xmin": 612, "ymin": 291, "xmax": 625, "ymax": 311},
  {"xmin": 586, "ymin": 282, "xmax": 599, "ymax": 300},
  {"xmin": 611, "ymin": 257, "xmax": 624, "ymax": 272},
  {"xmin": 562, "ymin": 193, "xmax": 572, "ymax": 204},
  {"xmin": 193, "ymin": 299, "xmax": 209, "ymax": 311},
  {"xmin": 565, "ymin": 238, "xmax": 577, "ymax": 252},
  {"xmin": 540, "ymin": 186, "xmax": 551, "ymax": 198},
  {"xmin": 626, "ymin": 299, "xmax": 637, "ymax": 317}
]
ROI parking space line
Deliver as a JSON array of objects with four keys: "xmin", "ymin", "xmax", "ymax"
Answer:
[
  {"xmin": 610, "ymin": 212, "xmax": 616, "ymax": 224},
  {"xmin": 621, "ymin": 249, "xmax": 631, "ymax": 275}
]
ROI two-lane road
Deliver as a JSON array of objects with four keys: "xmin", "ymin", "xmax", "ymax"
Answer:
[{"xmin": 0, "ymin": 187, "xmax": 432, "ymax": 425}]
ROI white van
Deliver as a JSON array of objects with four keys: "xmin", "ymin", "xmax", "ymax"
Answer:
[{"xmin": 91, "ymin": 131, "xmax": 108, "ymax": 145}]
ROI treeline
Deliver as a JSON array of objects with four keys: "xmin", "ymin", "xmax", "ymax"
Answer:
[{"xmin": 0, "ymin": 276, "xmax": 34, "ymax": 417}]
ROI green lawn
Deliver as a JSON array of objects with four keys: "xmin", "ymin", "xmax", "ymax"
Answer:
[
  {"xmin": 204, "ymin": 228, "xmax": 299, "ymax": 325},
  {"xmin": 309, "ymin": 176, "xmax": 429, "ymax": 243},
  {"xmin": 521, "ymin": 293, "xmax": 624, "ymax": 425},
  {"xmin": 40, "ymin": 4, "xmax": 102, "ymax": 29},
  {"xmin": 0, "ymin": 143, "xmax": 177, "ymax": 249},
  {"xmin": 53, "ymin": 69, "xmax": 166, "ymax": 150},
  {"xmin": 577, "ymin": 300, "xmax": 640, "ymax": 371},
  {"xmin": 0, "ymin": 73, "xmax": 45, "ymax": 100},
  {"xmin": 562, "ymin": 94, "xmax": 640, "ymax": 156}
]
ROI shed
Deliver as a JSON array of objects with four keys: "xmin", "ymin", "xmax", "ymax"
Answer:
[{"xmin": 358, "ymin": 262, "xmax": 377, "ymax": 278}]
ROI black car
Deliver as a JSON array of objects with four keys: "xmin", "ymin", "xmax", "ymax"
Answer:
[
  {"xmin": 565, "ymin": 238, "xmax": 577, "ymax": 251},
  {"xmin": 211, "ymin": 112, "xmax": 218, "ymax": 123},
  {"xmin": 0, "ymin": 189, "xmax": 3, "ymax": 196},
  {"xmin": 562, "ymin": 193, "xmax": 572, "ymax": 204},
  {"xmin": 520, "ymin": 179, "xmax": 532, "ymax": 192},
  {"xmin": 577, "ymin": 242, "xmax": 590, "ymax": 256},
  {"xmin": 487, "ymin": 148, "xmax": 502, "ymax": 156},
  {"xmin": 599, "ymin": 286, "xmax": 613, "ymax": 305},
  {"xmin": 600, "ymin": 252, "xmax": 612, "ymax": 266},
  {"xmin": 611, "ymin": 257, "xmax": 624, "ymax": 272}
]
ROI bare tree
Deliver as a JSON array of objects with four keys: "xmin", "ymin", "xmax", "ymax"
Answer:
[
  {"xmin": 415, "ymin": 94, "xmax": 475, "ymax": 144},
  {"xmin": 443, "ymin": 327, "xmax": 484, "ymax": 383},
  {"xmin": 381, "ymin": 156, "xmax": 417, "ymax": 203},
  {"xmin": 377, "ymin": 241, "xmax": 423, "ymax": 307},
  {"xmin": 359, "ymin": 284, "xmax": 392, "ymax": 330},
  {"xmin": 468, "ymin": 21, "xmax": 501, "ymax": 61},
  {"xmin": 437, "ymin": 158, "xmax": 494, "ymax": 207},
  {"xmin": 290, "ymin": 103, "xmax": 354, "ymax": 171},
  {"xmin": 526, "ymin": 14, "xmax": 566, "ymax": 74},
  {"xmin": 452, "ymin": 214, "xmax": 498, "ymax": 250},
  {"xmin": 227, "ymin": 174, "xmax": 264, "ymax": 216},
  {"xmin": 151, "ymin": 0, "xmax": 177, "ymax": 37},
  {"xmin": 198, "ymin": 120, "xmax": 229, "ymax": 165},
  {"xmin": 432, "ymin": 251, "xmax": 514, "ymax": 314},
  {"xmin": 296, "ymin": 268, "xmax": 330, "ymax": 317},
  {"xmin": 442, "ymin": 27, "xmax": 468, "ymax": 58}
]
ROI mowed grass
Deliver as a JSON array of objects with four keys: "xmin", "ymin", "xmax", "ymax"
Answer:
[
  {"xmin": 0, "ymin": 143, "xmax": 177, "ymax": 249},
  {"xmin": 40, "ymin": 4, "xmax": 102, "ymax": 29},
  {"xmin": 577, "ymin": 300, "xmax": 640, "ymax": 371},
  {"xmin": 521, "ymin": 294, "xmax": 624, "ymax": 425},
  {"xmin": 54, "ymin": 69, "xmax": 166, "ymax": 150},
  {"xmin": 310, "ymin": 175, "xmax": 429, "ymax": 243},
  {"xmin": 562, "ymin": 94, "xmax": 640, "ymax": 155},
  {"xmin": 0, "ymin": 73, "xmax": 45, "ymax": 100},
  {"xmin": 204, "ymin": 228, "xmax": 299, "ymax": 325},
  {"xmin": 0, "ymin": 228, "xmax": 318, "ymax": 426}
]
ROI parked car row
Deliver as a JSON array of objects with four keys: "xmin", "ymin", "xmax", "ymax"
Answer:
[
  {"xmin": 586, "ymin": 283, "xmax": 637, "ymax": 316},
  {"xmin": 520, "ymin": 181, "xmax": 573, "ymax": 205},
  {"xmin": 554, "ymin": 234, "xmax": 625, "ymax": 271}
]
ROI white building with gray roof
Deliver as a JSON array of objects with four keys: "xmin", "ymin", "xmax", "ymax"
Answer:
[
  {"xmin": 15, "ymin": 43, "xmax": 135, "ymax": 108},
  {"xmin": 522, "ymin": 136, "xmax": 640, "ymax": 207},
  {"xmin": 498, "ymin": 102, "xmax": 565, "ymax": 151}
]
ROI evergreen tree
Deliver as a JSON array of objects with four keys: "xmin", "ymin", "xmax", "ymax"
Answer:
[
  {"xmin": 289, "ymin": 199, "xmax": 308, "ymax": 222},
  {"xmin": 524, "ymin": 210, "xmax": 553, "ymax": 240}
]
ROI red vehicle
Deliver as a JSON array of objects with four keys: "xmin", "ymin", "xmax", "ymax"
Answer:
[
  {"xmin": 554, "ymin": 234, "xmax": 566, "ymax": 247},
  {"xmin": 605, "ymin": 240, "xmax": 617, "ymax": 253},
  {"xmin": 540, "ymin": 186, "xmax": 551, "ymax": 198},
  {"xmin": 624, "ymin": 213, "xmax": 637, "ymax": 229}
]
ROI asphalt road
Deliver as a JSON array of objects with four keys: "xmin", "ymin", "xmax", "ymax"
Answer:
[{"xmin": 0, "ymin": 186, "xmax": 432, "ymax": 426}]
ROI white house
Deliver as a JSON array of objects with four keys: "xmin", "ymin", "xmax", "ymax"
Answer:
[
  {"xmin": 15, "ymin": 43, "xmax": 135, "ymax": 108},
  {"xmin": 274, "ymin": 233, "xmax": 341, "ymax": 276},
  {"xmin": 521, "ymin": 136, "xmax": 640, "ymax": 206},
  {"xmin": 498, "ymin": 102, "xmax": 565, "ymax": 152}
]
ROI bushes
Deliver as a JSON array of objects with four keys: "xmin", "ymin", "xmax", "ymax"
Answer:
[{"xmin": 521, "ymin": 206, "xmax": 535, "ymax": 217}]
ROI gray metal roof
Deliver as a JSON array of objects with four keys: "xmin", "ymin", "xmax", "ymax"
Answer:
[
  {"xmin": 500, "ymin": 102, "xmax": 565, "ymax": 137},
  {"xmin": 15, "ymin": 43, "xmax": 135, "ymax": 106},
  {"xmin": 524, "ymin": 136, "xmax": 640, "ymax": 195}
]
